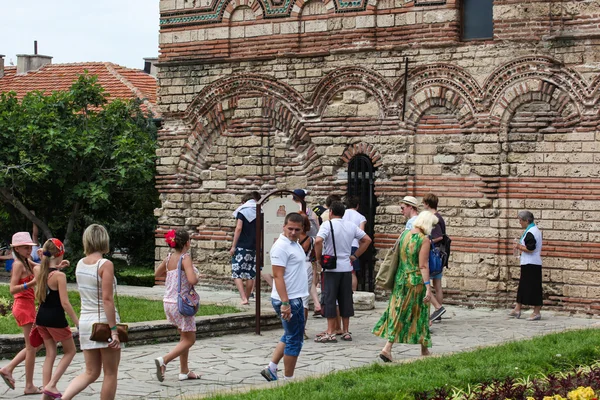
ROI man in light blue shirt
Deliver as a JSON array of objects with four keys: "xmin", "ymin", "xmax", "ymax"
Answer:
[{"xmin": 401, "ymin": 196, "xmax": 419, "ymax": 230}]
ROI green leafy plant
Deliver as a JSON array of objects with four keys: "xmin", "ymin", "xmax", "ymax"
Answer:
[{"xmin": 0, "ymin": 73, "xmax": 158, "ymax": 264}]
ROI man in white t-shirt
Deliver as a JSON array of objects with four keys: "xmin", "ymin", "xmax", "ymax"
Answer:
[
  {"xmin": 260, "ymin": 213, "xmax": 308, "ymax": 382},
  {"xmin": 343, "ymin": 195, "xmax": 367, "ymax": 291},
  {"xmin": 314, "ymin": 201, "xmax": 371, "ymax": 343},
  {"xmin": 401, "ymin": 196, "xmax": 419, "ymax": 230}
]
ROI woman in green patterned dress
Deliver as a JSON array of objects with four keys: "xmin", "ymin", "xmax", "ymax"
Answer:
[{"xmin": 372, "ymin": 210, "xmax": 438, "ymax": 361}]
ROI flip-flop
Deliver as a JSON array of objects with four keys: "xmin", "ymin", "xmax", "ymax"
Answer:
[
  {"xmin": 23, "ymin": 386, "xmax": 43, "ymax": 395},
  {"xmin": 0, "ymin": 370, "xmax": 15, "ymax": 390},
  {"xmin": 379, "ymin": 353, "xmax": 392, "ymax": 363},
  {"xmin": 42, "ymin": 389, "xmax": 62, "ymax": 398}
]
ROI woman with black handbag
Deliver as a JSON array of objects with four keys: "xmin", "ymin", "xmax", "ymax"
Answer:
[{"xmin": 62, "ymin": 224, "xmax": 121, "ymax": 400}]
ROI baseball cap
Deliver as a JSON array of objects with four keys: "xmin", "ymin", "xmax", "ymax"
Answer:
[{"xmin": 293, "ymin": 189, "xmax": 307, "ymax": 199}]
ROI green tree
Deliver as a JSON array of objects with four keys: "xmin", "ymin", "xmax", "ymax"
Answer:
[{"xmin": 0, "ymin": 73, "xmax": 158, "ymax": 264}]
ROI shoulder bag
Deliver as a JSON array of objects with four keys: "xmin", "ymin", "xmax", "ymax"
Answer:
[
  {"xmin": 376, "ymin": 234, "xmax": 402, "ymax": 290},
  {"xmin": 428, "ymin": 237, "xmax": 443, "ymax": 276},
  {"xmin": 90, "ymin": 260, "xmax": 129, "ymax": 343},
  {"xmin": 177, "ymin": 254, "xmax": 200, "ymax": 316},
  {"xmin": 320, "ymin": 221, "xmax": 337, "ymax": 270}
]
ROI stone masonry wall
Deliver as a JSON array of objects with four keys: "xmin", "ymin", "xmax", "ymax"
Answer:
[{"xmin": 156, "ymin": 0, "xmax": 600, "ymax": 314}]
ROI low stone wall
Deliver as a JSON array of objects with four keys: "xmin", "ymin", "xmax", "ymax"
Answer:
[{"xmin": 0, "ymin": 311, "xmax": 281, "ymax": 360}]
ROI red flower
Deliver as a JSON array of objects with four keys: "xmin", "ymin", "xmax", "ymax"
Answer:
[{"xmin": 165, "ymin": 230, "xmax": 176, "ymax": 248}]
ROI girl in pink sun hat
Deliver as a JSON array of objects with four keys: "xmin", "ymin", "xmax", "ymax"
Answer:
[{"xmin": 0, "ymin": 232, "xmax": 43, "ymax": 395}]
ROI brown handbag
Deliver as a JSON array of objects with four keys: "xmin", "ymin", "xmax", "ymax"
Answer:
[{"xmin": 89, "ymin": 260, "xmax": 129, "ymax": 343}]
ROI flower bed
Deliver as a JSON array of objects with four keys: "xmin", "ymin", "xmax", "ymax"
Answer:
[{"xmin": 415, "ymin": 362, "xmax": 600, "ymax": 400}]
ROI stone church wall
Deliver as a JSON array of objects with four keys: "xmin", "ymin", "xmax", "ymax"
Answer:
[{"xmin": 156, "ymin": 0, "xmax": 600, "ymax": 314}]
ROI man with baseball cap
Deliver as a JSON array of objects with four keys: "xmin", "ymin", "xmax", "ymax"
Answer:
[
  {"xmin": 292, "ymin": 189, "xmax": 319, "ymax": 237},
  {"xmin": 400, "ymin": 196, "xmax": 419, "ymax": 230}
]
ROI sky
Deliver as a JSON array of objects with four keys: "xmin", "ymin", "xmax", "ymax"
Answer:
[{"xmin": 1, "ymin": 1, "xmax": 160, "ymax": 70}]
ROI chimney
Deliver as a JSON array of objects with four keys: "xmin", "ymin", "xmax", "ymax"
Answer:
[
  {"xmin": 0, "ymin": 55, "xmax": 4, "ymax": 79},
  {"xmin": 143, "ymin": 57, "xmax": 159, "ymax": 77},
  {"xmin": 17, "ymin": 40, "xmax": 52, "ymax": 75}
]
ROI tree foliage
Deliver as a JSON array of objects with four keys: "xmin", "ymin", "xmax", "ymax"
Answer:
[{"xmin": 0, "ymin": 73, "xmax": 158, "ymax": 265}]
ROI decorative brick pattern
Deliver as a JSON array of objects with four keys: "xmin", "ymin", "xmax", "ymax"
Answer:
[{"xmin": 156, "ymin": 0, "xmax": 600, "ymax": 314}]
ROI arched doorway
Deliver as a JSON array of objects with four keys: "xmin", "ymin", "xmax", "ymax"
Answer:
[{"xmin": 347, "ymin": 155, "xmax": 378, "ymax": 292}]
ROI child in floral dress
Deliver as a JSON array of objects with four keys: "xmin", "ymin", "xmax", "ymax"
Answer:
[{"xmin": 154, "ymin": 229, "xmax": 200, "ymax": 382}]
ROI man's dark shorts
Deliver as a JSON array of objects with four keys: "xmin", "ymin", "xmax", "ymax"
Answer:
[{"xmin": 322, "ymin": 271, "xmax": 354, "ymax": 318}]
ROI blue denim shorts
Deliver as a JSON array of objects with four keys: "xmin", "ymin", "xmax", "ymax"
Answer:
[
  {"xmin": 271, "ymin": 297, "xmax": 305, "ymax": 357},
  {"xmin": 430, "ymin": 271, "xmax": 443, "ymax": 280}
]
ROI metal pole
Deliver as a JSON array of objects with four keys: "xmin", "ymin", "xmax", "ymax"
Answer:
[{"xmin": 255, "ymin": 201, "xmax": 262, "ymax": 335}]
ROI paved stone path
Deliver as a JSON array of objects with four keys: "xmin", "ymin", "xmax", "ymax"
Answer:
[{"xmin": 1, "ymin": 285, "xmax": 599, "ymax": 399}]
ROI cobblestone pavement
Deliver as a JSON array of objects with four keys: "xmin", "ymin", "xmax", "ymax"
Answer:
[{"xmin": 1, "ymin": 285, "xmax": 599, "ymax": 399}]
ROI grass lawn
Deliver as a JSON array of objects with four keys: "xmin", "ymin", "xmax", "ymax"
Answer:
[
  {"xmin": 206, "ymin": 328, "xmax": 600, "ymax": 400},
  {"xmin": 0, "ymin": 285, "xmax": 239, "ymax": 334}
]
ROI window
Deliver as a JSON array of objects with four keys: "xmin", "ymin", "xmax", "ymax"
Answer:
[{"xmin": 462, "ymin": 0, "xmax": 493, "ymax": 40}]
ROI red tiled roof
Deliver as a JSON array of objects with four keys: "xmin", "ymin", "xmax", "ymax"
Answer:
[{"xmin": 0, "ymin": 62, "xmax": 159, "ymax": 116}]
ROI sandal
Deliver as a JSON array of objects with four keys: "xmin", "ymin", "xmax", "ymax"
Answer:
[
  {"xmin": 178, "ymin": 371, "xmax": 201, "ymax": 381},
  {"xmin": 42, "ymin": 389, "xmax": 63, "ymax": 399},
  {"xmin": 315, "ymin": 331, "xmax": 328, "ymax": 338},
  {"xmin": 154, "ymin": 357, "xmax": 166, "ymax": 382},
  {"xmin": 341, "ymin": 332, "xmax": 352, "ymax": 341},
  {"xmin": 0, "ymin": 370, "xmax": 15, "ymax": 390},
  {"xmin": 23, "ymin": 386, "xmax": 43, "ymax": 395},
  {"xmin": 314, "ymin": 333, "xmax": 337, "ymax": 343},
  {"xmin": 379, "ymin": 352, "xmax": 392, "ymax": 363}
]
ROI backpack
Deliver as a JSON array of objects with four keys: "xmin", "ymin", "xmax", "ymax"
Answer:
[
  {"xmin": 312, "ymin": 205, "xmax": 326, "ymax": 225},
  {"xmin": 440, "ymin": 234, "xmax": 451, "ymax": 268},
  {"xmin": 307, "ymin": 209, "xmax": 319, "ymax": 237}
]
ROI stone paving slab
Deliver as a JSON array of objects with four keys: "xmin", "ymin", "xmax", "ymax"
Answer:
[{"xmin": 1, "ymin": 298, "xmax": 599, "ymax": 399}]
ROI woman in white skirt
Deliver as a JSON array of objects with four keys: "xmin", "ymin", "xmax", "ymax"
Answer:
[{"xmin": 62, "ymin": 225, "xmax": 121, "ymax": 400}]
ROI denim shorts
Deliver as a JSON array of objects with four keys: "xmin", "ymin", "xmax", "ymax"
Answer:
[
  {"xmin": 271, "ymin": 297, "xmax": 305, "ymax": 357},
  {"xmin": 430, "ymin": 271, "xmax": 443, "ymax": 280}
]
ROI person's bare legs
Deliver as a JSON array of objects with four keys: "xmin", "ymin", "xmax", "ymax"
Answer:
[
  {"xmin": 335, "ymin": 309, "xmax": 342, "ymax": 334},
  {"xmin": 234, "ymin": 278, "xmax": 248, "ymax": 305},
  {"xmin": 351, "ymin": 272, "xmax": 358, "ymax": 292},
  {"xmin": 99, "ymin": 347, "xmax": 121, "ymax": 400},
  {"xmin": 432, "ymin": 278, "xmax": 443, "ymax": 307},
  {"xmin": 326, "ymin": 317, "xmax": 337, "ymax": 335},
  {"xmin": 310, "ymin": 271, "xmax": 321, "ymax": 312},
  {"xmin": 532, "ymin": 305, "xmax": 542, "ymax": 317},
  {"xmin": 44, "ymin": 337, "xmax": 76, "ymax": 395},
  {"xmin": 173, "ymin": 332, "xmax": 196, "ymax": 375},
  {"xmin": 244, "ymin": 279, "xmax": 254, "ymax": 301},
  {"xmin": 261, "ymin": 272, "xmax": 273, "ymax": 288},
  {"xmin": 270, "ymin": 341, "xmax": 285, "ymax": 365},
  {"xmin": 22, "ymin": 324, "xmax": 39, "ymax": 394},
  {"xmin": 421, "ymin": 344, "xmax": 431, "ymax": 356},
  {"xmin": 0, "ymin": 348, "xmax": 26, "ymax": 382},
  {"xmin": 61, "ymin": 350, "xmax": 102, "ymax": 400},
  {"xmin": 381, "ymin": 341, "xmax": 393, "ymax": 360},
  {"xmin": 283, "ymin": 355, "xmax": 298, "ymax": 378},
  {"xmin": 341, "ymin": 317, "xmax": 350, "ymax": 334},
  {"xmin": 41, "ymin": 338, "xmax": 57, "ymax": 389}
]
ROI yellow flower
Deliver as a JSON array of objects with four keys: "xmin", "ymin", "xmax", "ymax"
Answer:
[{"xmin": 566, "ymin": 386, "xmax": 597, "ymax": 400}]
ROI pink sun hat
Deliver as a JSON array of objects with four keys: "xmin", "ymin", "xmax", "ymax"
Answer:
[{"xmin": 10, "ymin": 232, "xmax": 37, "ymax": 247}]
